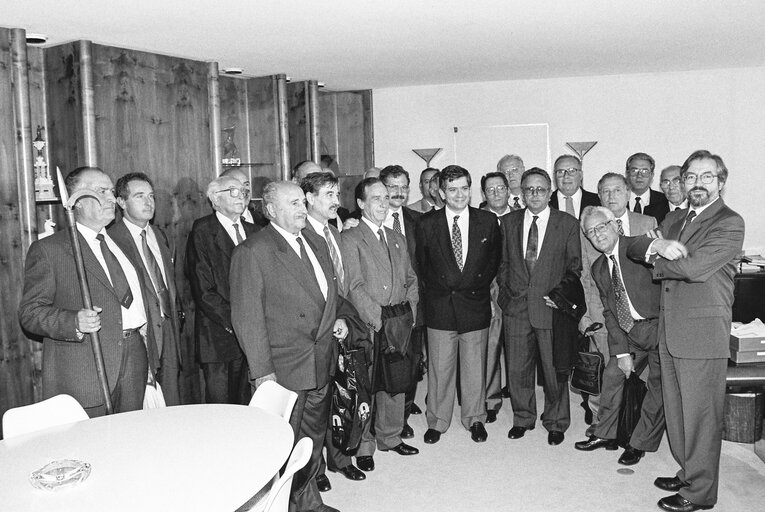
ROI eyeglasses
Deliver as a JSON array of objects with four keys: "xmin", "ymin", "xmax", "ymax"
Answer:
[
  {"xmin": 555, "ymin": 168, "xmax": 580, "ymax": 177},
  {"xmin": 522, "ymin": 186, "xmax": 549, "ymax": 196},
  {"xmin": 660, "ymin": 177, "xmax": 682, "ymax": 187},
  {"xmin": 584, "ymin": 220, "xmax": 614, "ymax": 238},
  {"xmin": 628, "ymin": 168, "xmax": 652, "ymax": 177},
  {"xmin": 386, "ymin": 184, "xmax": 410, "ymax": 192},
  {"xmin": 214, "ymin": 187, "xmax": 249, "ymax": 198},
  {"xmin": 683, "ymin": 172, "xmax": 718, "ymax": 185},
  {"xmin": 504, "ymin": 167, "xmax": 522, "ymax": 174},
  {"xmin": 486, "ymin": 185, "xmax": 508, "ymax": 195}
]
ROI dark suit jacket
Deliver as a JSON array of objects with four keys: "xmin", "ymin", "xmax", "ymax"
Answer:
[
  {"xmin": 638, "ymin": 190, "xmax": 669, "ymax": 222},
  {"xmin": 109, "ymin": 220, "xmax": 183, "ymax": 405},
  {"xmin": 626, "ymin": 199, "xmax": 744, "ymax": 359},
  {"xmin": 415, "ymin": 206, "xmax": 500, "ymax": 333},
  {"xmin": 592, "ymin": 237, "xmax": 660, "ymax": 356},
  {"xmin": 18, "ymin": 229, "xmax": 155, "ymax": 409},
  {"xmin": 400, "ymin": 207, "xmax": 424, "ymax": 327},
  {"xmin": 185, "ymin": 214, "xmax": 258, "ymax": 363},
  {"xmin": 230, "ymin": 225, "xmax": 342, "ymax": 391},
  {"xmin": 497, "ymin": 208, "xmax": 582, "ymax": 329},
  {"xmin": 549, "ymin": 188, "xmax": 600, "ymax": 214},
  {"xmin": 303, "ymin": 219, "xmax": 351, "ymax": 297}
]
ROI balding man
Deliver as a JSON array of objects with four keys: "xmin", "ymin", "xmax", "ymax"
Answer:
[
  {"xmin": 549, "ymin": 155, "xmax": 600, "ymax": 218},
  {"xmin": 231, "ymin": 181, "xmax": 350, "ymax": 512},
  {"xmin": 220, "ymin": 167, "xmax": 269, "ymax": 227},
  {"xmin": 645, "ymin": 165, "xmax": 687, "ymax": 224},
  {"xmin": 186, "ymin": 176, "xmax": 258, "ymax": 405},
  {"xmin": 497, "ymin": 154, "xmax": 526, "ymax": 210}
]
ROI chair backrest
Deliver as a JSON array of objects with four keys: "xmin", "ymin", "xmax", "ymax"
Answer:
[
  {"xmin": 2, "ymin": 394, "xmax": 88, "ymax": 439},
  {"xmin": 248, "ymin": 381, "xmax": 298, "ymax": 421},
  {"xmin": 262, "ymin": 437, "xmax": 313, "ymax": 512}
]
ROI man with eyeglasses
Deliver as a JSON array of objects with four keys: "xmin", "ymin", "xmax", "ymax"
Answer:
[
  {"xmin": 379, "ymin": 165, "xmax": 426, "ymax": 439},
  {"xmin": 574, "ymin": 206, "xmax": 665, "ymax": 468},
  {"xmin": 497, "ymin": 154, "xmax": 526, "ymax": 210},
  {"xmin": 480, "ymin": 171, "xmax": 512, "ymax": 422},
  {"xmin": 498, "ymin": 168, "xmax": 582, "ymax": 446},
  {"xmin": 549, "ymin": 154, "xmax": 600, "ymax": 219},
  {"xmin": 408, "ymin": 167, "xmax": 443, "ymax": 212},
  {"xmin": 221, "ymin": 167, "xmax": 270, "ymax": 227},
  {"xmin": 19, "ymin": 166, "xmax": 155, "ymax": 416},
  {"xmin": 626, "ymin": 150, "xmax": 744, "ymax": 512},
  {"xmin": 625, "ymin": 152, "xmax": 668, "ymax": 216},
  {"xmin": 186, "ymin": 175, "xmax": 259, "ymax": 405},
  {"xmin": 645, "ymin": 165, "xmax": 687, "ymax": 224}
]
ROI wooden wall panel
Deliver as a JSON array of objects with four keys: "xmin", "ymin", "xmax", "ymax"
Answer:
[
  {"xmin": 246, "ymin": 75, "xmax": 282, "ymax": 191},
  {"xmin": 287, "ymin": 81, "xmax": 310, "ymax": 171}
]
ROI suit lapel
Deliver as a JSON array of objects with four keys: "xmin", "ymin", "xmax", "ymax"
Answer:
[
  {"xmin": 266, "ymin": 226, "xmax": 325, "ymax": 307},
  {"xmin": 303, "ymin": 229, "xmax": 337, "ymax": 331},
  {"xmin": 359, "ymin": 222, "xmax": 393, "ymax": 273},
  {"xmin": 679, "ymin": 199, "xmax": 724, "ymax": 243},
  {"xmin": 534, "ymin": 210, "xmax": 560, "ymax": 272},
  {"xmin": 435, "ymin": 209, "xmax": 462, "ymax": 274},
  {"xmin": 512, "ymin": 213, "xmax": 529, "ymax": 279},
  {"xmin": 78, "ymin": 232, "xmax": 119, "ymax": 299},
  {"xmin": 462, "ymin": 208, "xmax": 481, "ymax": 273}
]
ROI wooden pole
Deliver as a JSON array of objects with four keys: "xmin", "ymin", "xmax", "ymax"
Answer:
[
  {"xmin": 275, "ymin": 74, "xmax": 290, "ymax": 180},
  {"xmin": 78, "ymin": 41, "xmax": 98, "ymax": 167},
  {"xmin": 11, "ymin": 28, "xmax": 37, "ymax": 251},
  {"xmin": 308, "ymin": 80, "xmax": 320, "ymax": 164},
  {"xmin": 208, "ymin": 62, "xmax": 222, "ymax": 176}
]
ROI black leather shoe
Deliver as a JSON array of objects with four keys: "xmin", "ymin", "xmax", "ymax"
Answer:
[
  {"xmin": 580, "ymin": 398, "xmax": 593, "ymax": 425},
  {"xmin": 380, "ymin": 442, "xmax": 419, "ymax": 455},
  {"xmin": 574, "ymin": 436, "xmax": 618, "ymax": 451},
  {"xmin": 654, "ymin": 476, "xmax": 690, "ymax": 492},
  {"xmin": 548, "ymin": 430, "xmax": 564, "ymax": 445},
  {"xmin": 330, "ymin": 464, "xmax": 366, "ymax": 481},
  {"xmin": 356, "ymin": 456, "xmax": 375, "ymax": 472},
  {"xmin": 424, "ymin": 428, "xmax": 441, "ymax": 444},
  {"xmin": 486, "ymin": 409, "xmax": 498, "ymax": 423},
  {"xmin": 470, "ymin": 422, "xmax": 488, "ymax": 443},
  {"xmin": 507, "ymin": 425, "xmax": 533, "ymax": 439},
  {"xmin": 501, "ymin": 386, "xmax": 512, "ymax": 398},
  {"xmin": 410, "ymin": 403, "xmax": 422, "ymax": 415},
  {"xmin": 618, "ymin": 445, "xmax": 645, "ymax": 465},
  {"xmin": 401, "ymin": 422, "xmax": 414, "ymax": 439},
  {"xmin": 658, "ymin": 494, "xmax": 713, "ymax": 511},
  {"xmin": 316, "ymin": 474, "xmax": 331, "ymax": 492}
]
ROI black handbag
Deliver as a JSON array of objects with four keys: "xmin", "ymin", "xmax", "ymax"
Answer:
[
  {"xmin": 372, "ymin": 302, "xmax": 415, "ymax": 394},
  {"xmin": 570, "ymin": 323, "xmax": 605, "ymax": 396},
  {"xmin": 617, "ymin": 372, "xmax": 647, "ymax": 448},
  {"xmin": 330, "ymin": 345, "xmax": 372, "ymax": 453}
]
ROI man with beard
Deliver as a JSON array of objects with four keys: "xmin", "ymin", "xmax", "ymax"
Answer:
[
  {"xmin": 408, "ymin": 167, "xmax": 443, "ymax": 212},
  {"xmin": 626, "ymin": 150, "xmax": 744, "ymax": 512},
  {"xmin": 645, "ymin": 165, "xmax": 688, "ymax": 223},
  {"xmin": 549, "ymin": 154, "xmax": 600, "ymax": 218},
  {"xmin": 625, "ymin": 152, "xmax": 668, "ymax": 215}
]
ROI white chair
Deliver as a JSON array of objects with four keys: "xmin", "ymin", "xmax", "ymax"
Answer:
[
  {"xmin": 2, "ymin": 394, "xmax": 88, "ymax": 439},
  {"xmin": 247, "ymin": 437, "xmax": 313, "ymax": 512},
  {"xmin": 248, "ymin": 380, "xmax": 298, "ymax": 421}
]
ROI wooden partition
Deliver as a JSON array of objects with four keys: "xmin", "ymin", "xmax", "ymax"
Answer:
[{"xmin": 287, "ymin": 80, "xmax": 322, "ymax": 172}]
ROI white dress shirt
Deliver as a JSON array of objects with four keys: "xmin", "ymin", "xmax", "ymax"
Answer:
[
  {"xmin": 271, "ymin": 222, "xmax": 328, "ymax": 299},
  {"xmin": 383, "ymin": 207, "xmax": 406, "ymax": 236},
  {"xmin": 605, "ymin": 238, "xmax": 644, "ymax": 358},
  {"xmin": 615, "ymin": 211, "xmax": 632, "ymax": 236},
  {"xmin": 361, "ymin": 216, "xmax": 389, "ymax": 245},
  {"xmin": 669, "ymin": 199, "xmax": 688, "ymax": 212},
  {"xmin": 216, "ymin": 211, "xmax": 247, "ymax": 246},
  {"xmin": 445, "ymin": 206, "xmax": 469, "ymax": 268},
  {"xmin": 522, "ymin": 206, "xmax": 550, "ymax": 257},
  {"xmin": 306, "ymin": 214, "xmax": 343, "ymax": 267},
  {"xmin": 122, "ymin": 219, "xmax": 169, "ymax": 290},
  {"xmin": 629, "ymin": 189, "xmax": 651, "ymax": 211},
  {"xmin": 556, "ymin": 188, "xmax": 582, "ymax": 219},
  {"xmin": 77, "ymin": 222, "xmax": 146, "ymax": 330}
]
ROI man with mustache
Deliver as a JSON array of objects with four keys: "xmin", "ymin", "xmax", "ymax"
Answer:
[{"xmin": 626, "ymin": 150, "xmax": 744, "ymax": 512}]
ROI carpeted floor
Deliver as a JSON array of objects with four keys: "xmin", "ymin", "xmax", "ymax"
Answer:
[{"xmin": 322, "ymin": 387, "xmax": 765, "ymax": 512}]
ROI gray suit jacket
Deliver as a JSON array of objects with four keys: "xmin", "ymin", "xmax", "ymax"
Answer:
[
  {"xmin": 342, "ymin": 222, "xmax": 418, "ymax": 331},
  {"xmin": 303, "ymin": 219, "xmax": 351, "ymax": 298},
  {"xmin": 407, "ymin": 197, "xmax": 435, "ymax": 214}
]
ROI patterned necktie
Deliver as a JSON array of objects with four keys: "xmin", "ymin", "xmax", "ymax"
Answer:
[
  {"xmin": 323, "ymin": 225, "xmax": 344, "ymax": 290},
  {"xmin": 633, "ymin": 197, "xmax": 642, "ymax": 214},
  {"xmin": 96, "ymin": 233, "xmax": 133, "ymax": 308},
  {"xmin": 616, "ymin": 219, "xmax": 625, "ymax": 236},
  {"xmin": 610, "ymin": 255, "xmax": 635, "ymax": 332},
  {"xmin": 141, "ymin": 229, "xmax": 171, "ymax": 317},
  {"xmin": 679, "ymin": 210, "xmax": 697, "ymax": 238},
  {"xmin": 512, "ymin": 196, "xmax": 521, "ymax": 210},
  {"xmin": 233, "ymin": 223, "xmax": 244, "ymax": 245},
  {"xmin": 564, "ymin": 196, "xmax": 575, "ymax": 217},
  {"xmin": 392, "ymin": 212, "xmax": 402, "ymax": 234},
  {"xmin": 296, "ymin": 236, "xmax": 321, "ymax": 293},
  {"xmin": 525, "ymin": 215, "xmax": 539, "ymax": 274},
  {"xmin": 451, "ymin": 215, "xmax": 463, "ymax": 271}
]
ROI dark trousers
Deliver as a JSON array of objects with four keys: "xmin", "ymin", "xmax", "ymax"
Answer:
[
  {"xmin": 289, "ymin": 382, "xmax": 332, "ymax": 512},
  {"xmin": 85, "ymin": 330, "xmax": 148, "ymax": 417},
  {"xmin": 594, "ymin": 319, "xmax": 665, "ymax": 450},
  {"xmin": 157, "ymin": 315, "xmax": 182, "ymax": 406},
  {"xmin": 201, "ymin": 354, "xmax": 250, "ymax": 405},
  {"xmin": 404, "ymin": 325, "xmax": 426, "ymax": 419}
]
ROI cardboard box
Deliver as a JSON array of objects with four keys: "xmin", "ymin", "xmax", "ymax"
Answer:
[
  {"xmin": 730, "ymin": 347, "xmax": 765, "ymax": 364},
  {"xmin": 730, "ymin": 335, "xmax": 765, "ymax": 352}
]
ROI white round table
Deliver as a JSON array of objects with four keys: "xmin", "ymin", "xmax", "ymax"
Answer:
[{"xmin": 0, "ymin": 404, "xmax": 294, "ymax": 511}]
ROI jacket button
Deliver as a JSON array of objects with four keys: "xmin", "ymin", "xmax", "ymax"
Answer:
[
  {"xmin": 299, "ymin": 313, "xmax": 306, "ymax": 318},
  {"xmin": 665, "ymin": 288, "xmax": 669, "ymax": 292}
]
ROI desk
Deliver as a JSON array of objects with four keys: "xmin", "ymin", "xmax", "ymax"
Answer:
[{"xmin": 0, "ymin": 404, "xmax": 294, "ymax": 511}]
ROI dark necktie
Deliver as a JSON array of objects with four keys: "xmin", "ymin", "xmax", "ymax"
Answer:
[
  {"xmin": 610, "ymin": 255, "xmax": 635, "ymax": 332},
  {"xmin": 392, "ymin": 212, "xmax": 402, "ymax": 234},
  {"xmin": 96, "ymin": 233, "xmax": 133, "ymax": 308},
  {"xmin": 616, "ymin": 219, "xmax": 625, "ymax": 236},
  {"xmin": 378, "ymin": 228, "xmax": 391, "ymax": 261},
  {"xmin": 525, "ymin": 215, "xmax": 539, "ymax": 274},
  {"xmin": 512, "ymin": 196, "xmax": 521, "ymax": 210},
  {"xmin": 296, "ymin": 236, "xmax": 321, "ymax": 293},
  {"xmin": 451, "ymin": 215, "xmax": 463, "ymax": 271},
  {"xmin": 141, "ymin": 229, "xmax": 171, "ymax": 317},
  {"xmin": 633, "ymin": 197, "xmax": 642, "ymax": 214},
  {"xmin": 233, "ymin": 223, "xmax": 244, "ymax": 245},
  {"xmin": 323, "ymin": 225, "xmax": 344, "ymax": 290},
  {"xmin": 679, "ymin": 210, "xmax": 697, "ymax": 238}
]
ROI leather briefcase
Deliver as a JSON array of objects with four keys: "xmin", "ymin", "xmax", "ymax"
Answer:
[{"xmin": 570, "ymin": 323, "xmax": 604, "ymax": 396}]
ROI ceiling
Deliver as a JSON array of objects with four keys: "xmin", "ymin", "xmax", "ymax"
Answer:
[{"xmin": 4, "ymin": 0, "xmax": 765, "ymax": 91}]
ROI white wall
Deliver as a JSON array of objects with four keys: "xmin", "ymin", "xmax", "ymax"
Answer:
[{"xmin": 373, "ymin": 67, "xmax": 765, "ymax": 251}]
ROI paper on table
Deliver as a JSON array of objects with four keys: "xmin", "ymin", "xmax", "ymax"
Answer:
[{"xmin": 731, "ymin": 318, "xmax": 765, "ymax": 336}]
